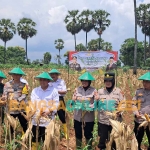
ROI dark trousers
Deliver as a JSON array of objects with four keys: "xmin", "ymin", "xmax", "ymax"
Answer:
[
  {"xmin": 98, "ymin": 122, "xmax": 116, "ymax": 149},
  {"xmin": 57, "ymin": 96, "xmax": 66, "ymax": 124},
  {"xmin": 134, "ymin": 121, "xmax": 150, "ymax": 149},
  {"xmin": 32, "ymin": 125, "xmax": 45, "ymax": 142},
  {"xmin": 74, "ymin": 119, "xmax": 94, "ymax": 140},
  {"xmin": 10, "ymin": 113, "xmax": 27, "ymax": 133},
  {"xmin": 0, "ymin": 107, "xmax": 4, "ymax": 124}
]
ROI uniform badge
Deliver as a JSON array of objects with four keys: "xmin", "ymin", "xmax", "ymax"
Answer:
[{"xmin": 138, "ymin": 93, "xmax": 143, "ymax": 96}]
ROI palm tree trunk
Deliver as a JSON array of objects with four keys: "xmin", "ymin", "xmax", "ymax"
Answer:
[
  {"xmin": 59, "ymin": 49, "xmax": 61, "ymax": 64},
  {"xmin": 99, "ymin": 34, "xmax": 101, "ymax": 50},
  {"xmin": 26, "ymin": 38, "xmax": 29, "ymax": 65},
  {"xmin": 144, "ymin": 33, "xmax": 146, "ymax": 65},
  {"xmin": 133, "ymin": 0, "xmax": 137, "ymax": 74},
  {"xmin": 74, "ymin": 34, "xmax": 76, "ymax": 51},
  {"xmin": 4, "ymin": 41, "xmax": 6, "ymax": 64},
  {"xmin": 86, "ymin": 31, "xmax": 87, "ymax": 50}
]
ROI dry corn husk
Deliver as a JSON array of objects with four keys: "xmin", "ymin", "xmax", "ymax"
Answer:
[
  {"xmin": 6, "ymin": 113, "xmax": 18, "ymax": 130},
  {"xmin": 21, "ymin": 121, "xmax": 33, "ymax": 143},
  {"xmin": 107, "ymin": 119, "xmax": 138, "ymax": 150},
  {"xmin": 43, "ymin": 119, "xmax": 60, "ymax": 150}
]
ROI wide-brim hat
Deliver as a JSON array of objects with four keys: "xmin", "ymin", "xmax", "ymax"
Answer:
[
  {"xmin": 138, "ymin": 72, "xmax": 150, "ymax": 81},
  {"xmin": 35, "ymin": 72, "xmax": 53, "ymax": 80},
  {"xmin": 104, "ymin": 72, "xmax": 115, "ymax": 81},
  {"xmin": 78, "ymin": 72, "xmax": 95, "ymax": 81},
  {"xmin": 49, "ymin": 69, "xmax": 60, "ymax": 74},
  {"xmin": 0, "ymin": 71, "xmax": 7, "ymax": 79},
  {"xmin": 9, "ymin": 67, "xmax": 26, "ymax": 76}
]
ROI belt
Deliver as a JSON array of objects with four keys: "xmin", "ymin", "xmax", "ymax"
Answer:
[{"xmin": 59, "ymin": 96, "xmax": 64, "ymax": 99}]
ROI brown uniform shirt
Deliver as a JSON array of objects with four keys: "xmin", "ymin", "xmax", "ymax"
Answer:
[
  {"xmin": 97, "ymin": 87, "xmax": 124, "ymax": 125},
  {"xmin": 72, "ymin": 86, "xmax": 97, "ymax": 122},
  {"xmin": 3, "ymin": 80, "xmax": 28, "ymax": 114},
  {"xmin": 133, "ymin": 88, "xmax": 150, "ymax": 123}
]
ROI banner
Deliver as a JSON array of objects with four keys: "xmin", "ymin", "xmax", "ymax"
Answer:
[{"xmin": 69, "ymin": 51, "xmax": 118, "ymax": 71}]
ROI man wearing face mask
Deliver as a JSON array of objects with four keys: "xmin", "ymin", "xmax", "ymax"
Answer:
[
  {"xmin": 97, "ymin": 72, "xmax": 124, "ymax": 150},
  {"xmin": 72, "ymin": 72, "xmax": 97, "ymax": 150},
  {"xmin": 133, "ymin": 71, "xmax": 150, "ymax": 150}
]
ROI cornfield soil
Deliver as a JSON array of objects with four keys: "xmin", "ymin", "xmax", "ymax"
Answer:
[{"xmin": 0, "ymin": 69, "xmax": 149, "ymax": 150}]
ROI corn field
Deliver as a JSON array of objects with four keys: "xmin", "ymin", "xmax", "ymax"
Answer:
[{"xmin": 0, "ymin": 68, "xmax": 149, "ymax": 150}]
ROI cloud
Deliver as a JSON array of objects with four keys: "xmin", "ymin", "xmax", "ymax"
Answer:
[
  {"xmin": 48, "ymin": 5, "xmax": 67, "ymax": 24},
  {"xmin": 0, "ymin": 0, "xmax": 149, "ymax": 63}
]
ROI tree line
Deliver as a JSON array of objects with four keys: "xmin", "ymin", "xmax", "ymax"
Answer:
[{"xmin": 0, "ymin": 18, "xmax": 37, "ymax": 65}]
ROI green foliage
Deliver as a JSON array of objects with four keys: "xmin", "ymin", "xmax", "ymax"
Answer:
[
  {"xmin": 0, "ymin": 46, "xmax": 26, "ymax": 64},
  {"xmin": 76, "ymin": 43, "xmax": 86, "ymax": 51},
  {"xmin": 0, "ymin": 19, "xmax": 16, "ymax": 64},
  {"xmin": 119, "ymin": 38, "xmax": 147, "ymax": 66},
  {"xmin": 17, "ymin": 18, "xmax": 37, "ymax": 40},
  {"xmin": 145, "ymin": 58, "xmax": 150, "ymax": 67},
  {"xmin": 43, "ymin": 52, "xmax": 51, "ymax": 64},
  {"xmin": 92, "ymin": 10, "xmax": 111, "ymax": 35},
  {"xmin": 87, "ymin": 38, "xmax": 112, "ymax": 51},
  {"xmin": 116, "ymin": 60, "xmax": 121, "ymax": 67},
  {"xmin": 54, "ymin": 39, "xmax": 64, "ymax": 64}
]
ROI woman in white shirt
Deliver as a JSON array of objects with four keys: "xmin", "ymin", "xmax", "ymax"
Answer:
[{"xmin": 31, "ymin": 72, "xmax": 59, "ymax": 150}]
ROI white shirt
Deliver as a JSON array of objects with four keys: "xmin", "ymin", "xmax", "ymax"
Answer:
[
  {"xmin": 50, "ymin": 78, "xmax": 67, "ymax": 96},
  {"xmin": 31, "ymin": 85, "xmax": 59, "ymax": 127}
]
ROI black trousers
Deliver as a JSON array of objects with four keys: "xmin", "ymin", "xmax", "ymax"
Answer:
[
  {"xmin": 0, "ymin": 106, "xmax": 4, "ymax": 124},
  {"xmin": 134, "ymin": 121, "xmax": 150, "ymax": 149},
  {"xmin": 57, "ymin": 96, "xmax": 66, "ymax": 124},
  {"xmin": 32, "ymin": 125, "xmax": 45, "ymax": 142},
  {"xmin": 74, "ymin": 119, "xmax": 94, "ymax": 140},
  {"xmin": 98, "ymin": 122, "xmax": 116, "ymax": 149},
  {"xmin": 10, "ymin": 113, "xmax": 27, "ymax": 133}
]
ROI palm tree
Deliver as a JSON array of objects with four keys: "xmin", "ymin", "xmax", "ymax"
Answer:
[
  {"xmin": 76, "ymin": 43, "xmax": 86, "ymax": 51},
  {"xmin": 79, "ymin": 10, "xmax": 94, "ymax": 50},
  {"xmin": 17, "ymin": 18, "xmax": 37, "ymax": 65},
  {"xmin": 43, "ymin": 52, "xmax": 51, "ymax": 64},
  {"xmin": 102, "ymin": 42, "xmax": 112, "ymax": 51},
  {"xmin": 64, "ymin": 10, "xmax": 81, "ymax": 51},
  {"xmin": 92, "ymin": 10, "xmax": 111, "ymax": 50},
  {"xmin": 133, "ymin": 0, "xmax": 137, "ymax": 74},
  {"xmin": 54, "ymin": 39, "xmax": 64, "ymax": 64},
  {"xmin": 0, "ymin": 19, "xmax": 16, "ymax": 64},
  {"xmin": 136, "ymin": 4, "xmax": 150, "ymax": 64}
]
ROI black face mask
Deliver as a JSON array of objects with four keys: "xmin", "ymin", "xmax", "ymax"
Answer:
[
  {"xmin": 104, "ymin": 78, "xmax": 115, "ymax": 93},
  {"xmin": 82, "ymin": 80, "xmax": 91, "ymax": 91}
]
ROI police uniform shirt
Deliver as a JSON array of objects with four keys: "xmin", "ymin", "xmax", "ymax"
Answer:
[
  {"xmin": 73, "ymin": 86, "xmax": 97, "ymax": 122},
  {"xmin": 133, "ymin": 88, "xmax": 150, "ymax": 123},
  {"xmin": 3, "ymin": 80, "xmax": 28, "ymax": 114},
  {"xmin": 97, "ymin": 87, "xmax": 124, "ymax": 125},
  {"xmin": 50, "ymin": 79, "xmax": 67, "ymax": 97},
  {"xmin": 31, "ymin": 84, "xmax": 59, "ymax": 127}
]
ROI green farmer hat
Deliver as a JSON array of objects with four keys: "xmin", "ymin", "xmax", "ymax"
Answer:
[
  {"xmin": 78, "ymin": 72, "xmax": 95, "ymax": 81},
  {"xmin": 35, "ymin": 72, "xmax": 53, "ymax": 80},
  {"xmin": 0, "ymin": 71, "xmax": 6, "ymax": 79},
  {"xmin": 9, "ymin": 67, "xmax": 26, "ymax": 76},
  {"xmin": 49, "ymin": 69, "xmax": 61, "ymax": 74},
  {"xmin": 138, "ymin": 72, "xmax": 150, "ymax": 81}
]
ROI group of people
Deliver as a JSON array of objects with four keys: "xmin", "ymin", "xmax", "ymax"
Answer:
[{"xmin": 0, "ymin": 67, "xmax": 149, "ymax": 150}]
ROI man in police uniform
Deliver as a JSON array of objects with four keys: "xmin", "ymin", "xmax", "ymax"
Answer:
[
  {"xmin": 2, "ymin": 67, "xmax": 28, "ymax": 134},
  {"xmin": 49, "ymin": 69, "xmax": 68, "ymax": 139},
  {"xmin": 0, "ymin": 71, "xmax": 7, "ymax": 124},
  {"xmin": 69, "ymin": 56, "xmax": 81, "ymax": 71},
  {"xmin": 133, "ymin": 71, "xmax": 150, "ymax": 150}
]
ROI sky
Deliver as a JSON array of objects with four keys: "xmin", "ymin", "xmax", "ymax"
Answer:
[{"xmin": 0, "ymin": 0, "xmax": 149, "ymax": 63}]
